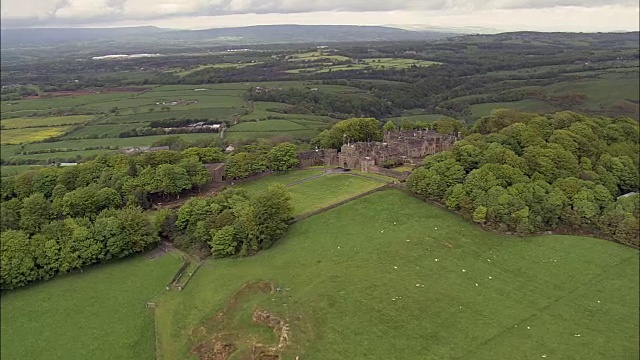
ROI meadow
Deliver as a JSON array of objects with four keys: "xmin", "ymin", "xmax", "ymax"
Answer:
[
  {"xmin": 154, "ymin": 189, "xmax": 639, "ymax": 360},
  {"xmin": 0, "ymin": 253, "xmax": 182, "ymax": 360}
]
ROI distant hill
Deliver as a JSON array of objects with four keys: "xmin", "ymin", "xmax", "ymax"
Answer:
[
  {"xmin": 0, "ymin": 25, "xmax": 455, "ymax": 48},
  {"xmin": 0, "ymin": 26, "xmax": 168, "ymax": 48},
  {"xmin": 163, "ymin": 25, "xmax": 453, "ymax": 43}
]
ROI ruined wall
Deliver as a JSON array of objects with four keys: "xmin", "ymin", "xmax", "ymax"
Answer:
[
  {"xmin": 204, "ymin": 163, "xmax": 226, "ymax": 182},
  {"xmin": 297, "ymin": 150, "xmax": 325, "ymax": 168}
]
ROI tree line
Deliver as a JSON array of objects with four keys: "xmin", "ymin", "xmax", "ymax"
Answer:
[{"xmin": 407, "ymin": 110, "xmax": 640, "ymax": 246}]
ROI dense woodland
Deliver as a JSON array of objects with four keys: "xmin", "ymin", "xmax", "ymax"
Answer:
[
  {"xmin": 407, "ymin": 110, "xmax": 640, "ymax": 246},
  {"xmin": 0, "ymin": 144, "xmax": 300, "ymax": 290}
]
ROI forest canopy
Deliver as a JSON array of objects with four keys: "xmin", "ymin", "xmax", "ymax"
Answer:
[{"xmin": 407, "ymin": 110, "xmax": 640, "ymax": 246}]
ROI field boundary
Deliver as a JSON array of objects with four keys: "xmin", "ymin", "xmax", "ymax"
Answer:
[{"xmin": 147, "ymin": 305, "xmax": 159, "ymax": 360}]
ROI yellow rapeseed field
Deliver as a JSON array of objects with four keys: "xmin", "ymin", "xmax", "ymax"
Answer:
[{"xmin": 0, "ymin": 126, "xmax": 75, "ymax": 144}]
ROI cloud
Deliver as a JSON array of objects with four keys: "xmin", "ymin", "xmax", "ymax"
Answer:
[{"xmin": 0, "ymin": 0, "xmax": 638, "ymax": 29}]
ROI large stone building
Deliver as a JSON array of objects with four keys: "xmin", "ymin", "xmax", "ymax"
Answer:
[{"xmin": 336, "ymin": 130, "xmax": 459, "ymax": 172}]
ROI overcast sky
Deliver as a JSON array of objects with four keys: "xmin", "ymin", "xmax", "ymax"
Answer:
[{"xmin": 1, "ymin": 0, "xmax": 639, "ymax": 32}]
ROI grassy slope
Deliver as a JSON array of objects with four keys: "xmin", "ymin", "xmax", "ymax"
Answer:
[
  {"xmin": 0, "ymin": 253, "xmax": 182, "ymax": 360},
  {"xmin": 156, "ymin": 189, "xmax": 639, "ymax": 360},
  {"xmin": 469, "ymin": 99, "xmax": 556, "ymax": 118}
]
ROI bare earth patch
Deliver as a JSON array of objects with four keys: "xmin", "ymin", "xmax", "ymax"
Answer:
[{"xmin": 192, "ymin": 281, "xmax": 295, "ymax": 360}]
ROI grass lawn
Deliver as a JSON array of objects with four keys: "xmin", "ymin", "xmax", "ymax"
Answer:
[
  {"xmin": 0, "ymin": 253, "xmax": 182, "ymax": 360},
  {"xmin": 287, "ymin": 174, "xmax": 385, "ymax": 215},
  {"xmin": 155, "ymin": 189, "xmax": 639, "ymax": 360}
]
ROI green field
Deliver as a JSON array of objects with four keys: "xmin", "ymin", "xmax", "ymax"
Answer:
[
  {"xmin": 287, "ymin": 57, "xmax": 441, "ymax": 74},
  {"xmin": 229, "ymin": 120, "xmax": 310, "ymax": 132},
  {"xmin": 0, "ymin": 133, "xmax": 222, "ymax": 163},
  {"xmin": 463, "ymin": 70, "xmax": 640, "ymax": 120},
  {"xmin": 0, "ymin": 253, "xmax": 182, "ymax": 360},
  {"xmin": 286, "ymin": 51, "xmax": 350, "ymax": 62},
  {"xmin": 61, "ymin": 123, "xmax": 148, "ymax": 139},
  {"xmin": 1, "ymin": 188, "xmax": 637, "ymax": 359},
  {"xmin": 0, "ymin": 164, "xmax": 45, "ymax": 177},
  {"xmin": 0, "ymin": 115, "xmax": 92, "ymax": 129},
  {"xmin": 154, "ymin": 189, "xmax": 639, "ymax": 359},
  {"xmin": 0, "ymin": 115, "xmax": 94, "ymax": 145},
  {"xmin": 169, "ymin": 62, "xmax": 263, "ymax": 76},
  {"xmin": 469, "ymin": 99, "xmax": 557, "ymax": 118},
  {"xmin": 0, "ymin": 82, "xmax": 355, "ymax": 165}
]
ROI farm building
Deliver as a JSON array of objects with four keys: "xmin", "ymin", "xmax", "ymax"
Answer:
[{"xmin": 120, "ymin": 146, "xmax": 170, "ymax": 155}]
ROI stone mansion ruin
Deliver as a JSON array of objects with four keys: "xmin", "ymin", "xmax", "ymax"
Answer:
[{"xmin": 296, "ymin": 129, "xmax": 460, "ymax": 173}]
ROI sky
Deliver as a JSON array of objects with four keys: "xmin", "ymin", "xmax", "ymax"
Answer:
[{"xmin": 1, "ymin": 0, "xmax": 639, "ymax": 32}]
